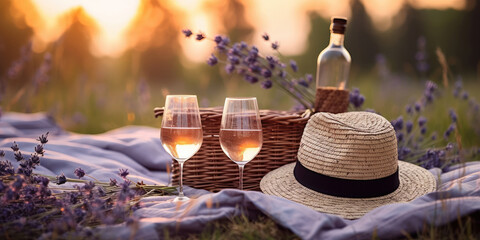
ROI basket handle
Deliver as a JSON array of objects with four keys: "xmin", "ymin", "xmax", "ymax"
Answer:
[{"xmin": 154, "ymin": 107, "xmax": 164, "ymax": 118}]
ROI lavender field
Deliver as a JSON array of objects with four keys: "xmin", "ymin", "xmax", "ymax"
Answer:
[{"xmin": 1, "ymin": 0, "xmax": 479, "ymax": 239}]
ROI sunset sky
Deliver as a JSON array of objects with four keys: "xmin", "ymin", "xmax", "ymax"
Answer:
[{"xmin": 12, "ymin": 0, "xmax": 468, "ymax": 60}]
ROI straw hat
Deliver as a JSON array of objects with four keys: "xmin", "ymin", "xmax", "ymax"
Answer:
[{"xmin": 260, "ymin": 111, "xmax": 436, "ymax": 219}]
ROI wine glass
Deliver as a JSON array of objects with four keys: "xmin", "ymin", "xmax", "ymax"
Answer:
[
  {"xmin": 160, "ymin": 95, "xmax": 203, "ymax": 202},
  {"xmin": 219, "ymin": 97, "xmax": 263, "ymax": 190}
]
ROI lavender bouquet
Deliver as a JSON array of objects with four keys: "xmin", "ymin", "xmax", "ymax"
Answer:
[{"xmin": 182, "ymin": 29, "xmax": 316, "ymax": 110}]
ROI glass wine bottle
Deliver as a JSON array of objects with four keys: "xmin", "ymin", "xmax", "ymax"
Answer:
[{"xmin": 314, "ymin": 17, "xmax": 351, "ymax": 113}]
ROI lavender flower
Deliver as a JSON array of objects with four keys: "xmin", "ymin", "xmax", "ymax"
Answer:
[
  {"xmin": 446, "ymin": 143, "xmax": 454, "ymax": 151},
  {"xmin": 418, "ymin": 116, "xmax": 427, "ymax": 127},
  {"xmin": 262, "ymin": 33, "xmax": 269, "ymax": 41},
  {"xmin": 391, "ymin": 116, "xmax": 404, "ymax": 131},
  {"xmin": 57, "ymin": 173, "xmax": 67, "ymax": 185},
  {"xmin": 349, "ymin": 88, "xmax": 365, "ymax": 109},
  {"xmin": 305, "ymin": 74, "xmax": 313, "ymax": 84},
  {"xmin": 34, "ymin": 176, "xmax": 49, "ymax": 187},
  {"xmin": 11, "ymin": 142, "xmax": 19, "ymax": 152},
  {"xmin": 271, "ymin": 41, "xmax": 279, "ymax": 50},
  {"xmin": 414, "ymin": 102, "xmax": 421, "ymax": 112},
  {"xmin": 14, "ymin": 151, "xmax": 24, "ymax": 162},
  {"xmin": 37, "ymin": 132, "xmax": 49, "ymax": 144},
  {"xmin": 74, "ymin": 168, "xmax": 86, "ymax": 179},
  {"xmin": 261, "ymin": 80, "xmax": 273, "ymax": 89},
  {"xmin": 181, "ymin": 29, "xmax": 193, "ymax": 37},
  {"xmin": 118, "ymin": 168, "xmax": 129, "ymax": 178},
  {"xmin": 418, "ymin": 149, "xmax": 448, "ymax": 170},
  {"xmin": 290, "ymin": 60, "xmax": 298, "ymax": 72},
  {"xmin": 221, "ymin": 36, "xmax": 230, "ymax": 45},
  {"xmin": 406, "ymin": 105, "xmax": 413, "ymax": 114},
  {"xmin": 228, "ymin": 55, "xmax": 240, "ymax": 65},
  {"xmin": 398, "ymin": 147, "xmax": 411, "ymax": 160},
  {"xmin": 240, "ymin": 41, "xmax": 247, "ymax": 49},
  {"xmin": 214, "ymin": 35, "xmax": 222, "ymax": 44},
  {"xmin": 207, "ymin": 54, "xmax": 218, "ymax": 66},
  {"xmin": 225, "ymin": 64, "xmax": 235, "ymax": 74},
  {"xmin": 109, "ymin": 178, "xmax": 118, "ymax": 186},
  {"xmin": 297, "ymin": 78, "xmax": 309, "ymax": 87},
  {"xmin": 195, "ymin": 33, "xmax": 206, "ymax": 41},
  {"xmin": 249, "ymin": 65, "xmax": 261, "ymax": 74},
  {"xmin": 461, "ymin": 91, "xmax": 469, "ymax": 100},
  {"xmin": 83, "ymin": 181, "xmax": 95, "ymax": 191},
  {"xmin": 449, "ymin": 109, "xmax": 457, "ymax": 123},
  {"xmin": 424, "ymin": 81, "xmax": 437, "ymax": 103},
  {"xmin": 261, "ymin": 68, "xmax": 272, "ymax": 78},
  {"xmin": 431, "ymin": 132, "xmax": 438, "ymax": 141},
  {"xmin": 0, "ymin": 160, "xmax": 14, "ymax": 175},
  {"xmin": 415, "ymin": 36, "xmax": 429, "ymax": 74},
  {"xmin": 420, "ymin": 127, "xmax": 427, "ymax": 135},
  {"xmin": 406, "ymin": 120, "xmax": 413, "ymax": 134},
  {"xmin": 396, "ymin": 132, "xmax": 404, "ymax": 142},
  {"xmin": 444, "ymin": 124, "xmax": 455, "ymax": 138},
  {"xmin": 35, "ymin": 144, "xmax": 45, "ymax": 155},
  {"xmin": 229, "ymin": 44, "xmax": 241, "ymax": 56},
  {"xmin": 30, "ymin": 154, "xmax": 40, "ymax": 165},
  {"xmin": 244, "ymin": 74, "xmax": 258, "ymax": 84}
]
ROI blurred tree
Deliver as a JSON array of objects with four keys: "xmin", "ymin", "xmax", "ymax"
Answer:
[
  {"xmin": 125, "ymin": 0, "xmax": 182, "ymax": 83},
  {"xmin": 382, "ymin": 3, "xmax": 425, "ymax": 75},
  {"xmin": 0, "ymin": 0, "xmax": 33, "ymax": 82},
  {"xmin": 465, "ymin": 0, "xmax": 480, "ymax": 76},
  {"xmin": 206, "ymin": 0, "xmax": 254, "ymax": 42},
  {"xmin": 295, "ymin": 12, "xmax": 330, "ymax": 79},
  {"xmin": 55, "ymin": 8, "xmax": 97, "ymax": 83},
  {"xmin": 346, "ymin": 0, "xmax": 379, "ymax": 71},
  {"xmin": 380, "ymin": 2, "xmax": 478, "ymax": 77}
]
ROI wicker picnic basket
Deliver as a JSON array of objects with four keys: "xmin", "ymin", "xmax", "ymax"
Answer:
[{"xmin": 154, "ymin": 107, "xmax": 309, "ymax": 192}]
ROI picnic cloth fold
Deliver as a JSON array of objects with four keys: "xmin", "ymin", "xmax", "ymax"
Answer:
[{"xmin": 1, "ymin": 112, "xmax": 480, "ymax": 240}]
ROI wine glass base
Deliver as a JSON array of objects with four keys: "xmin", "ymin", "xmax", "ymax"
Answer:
[{"xmin": 172, "ymin": 196, "xmax": 190, "ymax": 202}]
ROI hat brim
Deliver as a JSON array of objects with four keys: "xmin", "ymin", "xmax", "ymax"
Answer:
[{"xmin": 260, "ymin": 161, "xmax": 437, "ymax": 219}]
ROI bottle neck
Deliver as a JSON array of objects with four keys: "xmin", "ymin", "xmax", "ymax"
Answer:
[{"xmin": 329, "ymin": 32, "xmax": 345, "ymax": 47}]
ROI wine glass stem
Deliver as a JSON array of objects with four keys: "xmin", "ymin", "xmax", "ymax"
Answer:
[
  {"xmin": 179, "ymin": 161, "xmax": 185, "ymax": 197},
  {"xmin": 238, "ymin": 164, "xmax": 245, "ymax": 190}
]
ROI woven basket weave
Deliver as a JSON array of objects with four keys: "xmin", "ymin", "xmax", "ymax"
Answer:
[{"xmin": 154, "ymin": 107, "xmax": 309, "ymax": 192}]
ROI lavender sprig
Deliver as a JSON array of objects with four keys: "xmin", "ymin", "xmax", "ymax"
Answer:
[
  {"xmin": 390, "ymin": 76, "xmax": 480, "ymax": 171},
  {"xmin": 0, "ymin": 133, "xmax": 176, "ymax": 239}
]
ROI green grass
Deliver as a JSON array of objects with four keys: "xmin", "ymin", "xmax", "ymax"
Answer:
[
  {"xmin": 161, "ymin": 211, "xmax": 480, "ymax": 240},
  {"xmin": 400, "ymin": 211, "xmax": 480, "ymax": 240},
  {"xmin": 165, "ymin": 214, "xmax": 299, "ymax": 240}
]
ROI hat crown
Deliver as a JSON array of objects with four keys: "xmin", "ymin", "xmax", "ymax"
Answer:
[{"xmin": 298, "ymin": 112, "xmax": 398, "ymax": 180}]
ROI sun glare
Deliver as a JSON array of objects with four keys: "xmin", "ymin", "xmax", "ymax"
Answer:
[
  {"xmin": 29, "ymin": 0, "xmax": 141, "ymax": 57},
  {"xmin": 15, "ymin": 0, "xmax": 468, "ymax": 59}
]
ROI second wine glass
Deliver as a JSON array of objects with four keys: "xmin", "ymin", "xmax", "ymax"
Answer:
[{"xmin": 219, "ymin": 97, "xmax": 263, "ymax": 190}]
